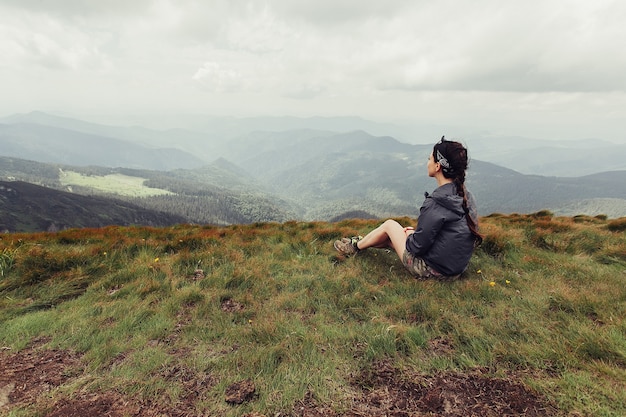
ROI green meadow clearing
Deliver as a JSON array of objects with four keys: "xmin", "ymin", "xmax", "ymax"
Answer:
[{"xmin": 59, "ymin": 171, "xmax": 174, "ymax": 197}]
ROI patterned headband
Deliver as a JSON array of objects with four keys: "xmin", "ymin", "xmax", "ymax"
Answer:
[{"xmin": 436, "ymin": 149, "xmax": 450, "ymax": 169}]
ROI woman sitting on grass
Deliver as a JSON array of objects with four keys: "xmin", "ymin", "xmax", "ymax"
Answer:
[{"xmin": 334, "ymin": 136, "xmax": 482, "ymax": 281}]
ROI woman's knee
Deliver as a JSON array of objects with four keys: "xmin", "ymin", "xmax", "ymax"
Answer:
[
  {"xmin": 382, "ymin": 219, "xmax": 404, "ymax": 236},
  {"xmin": 382, "ymin": 219, "xmax": 401, "ymax": 229}
]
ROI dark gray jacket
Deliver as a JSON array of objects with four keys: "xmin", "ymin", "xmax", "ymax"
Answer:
[{"xmin": 405, "ymin": 182, "xmax": 478, "ymax": 276}]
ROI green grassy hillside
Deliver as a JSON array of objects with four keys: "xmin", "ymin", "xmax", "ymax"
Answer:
[
  {"xmin": 0, "ymin": 213, "xmax": 625, "ymax": 416},
  {"xmin": 0, "ymin": 181, "xmax": 187, "ymax": 233}
]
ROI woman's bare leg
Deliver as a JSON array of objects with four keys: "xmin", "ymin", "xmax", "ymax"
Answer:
[{"xmin": 357, "ymin": 219, "xmax": 410, "ymax": 259}]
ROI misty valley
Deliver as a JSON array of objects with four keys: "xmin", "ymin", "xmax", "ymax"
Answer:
[{"xmin": 1, "ymin": 112, "xmax": 626, "ymax": 232}]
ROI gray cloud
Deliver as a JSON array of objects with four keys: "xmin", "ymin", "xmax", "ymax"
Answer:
[{"xmin": 0, "ymin": 0, "xmax": 625, "ymax": 141}]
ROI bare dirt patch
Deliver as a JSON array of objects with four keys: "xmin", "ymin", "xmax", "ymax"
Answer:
[
  {"xmin": 0, "ymin": 338, "xmax": 214, "ymax": 417},
  {"xmin": 343, "ymin": 359, "xmax": 558, "ymax": 417},
  {"xmin": 0, "ymin": 338, "xmax": 83, "ymax": 412},
  {"xmin": 225, "ymin": 379, "xmax": 256, "ymax": 404},
  {"xmin": 221, "ymin": 297, "xmax": 245, "ymax": 312}
]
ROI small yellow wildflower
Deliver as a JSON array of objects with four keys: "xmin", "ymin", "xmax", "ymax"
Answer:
[
  {"xmin": 154, "ymin": 257, "xmax": 160, "ymax": 263},
  {"xmin": 103, "ymin": 252, "xmax": 107, "ymax": 256},
  {"xmin": 506, "ymin": 280, "xmax": 511, "ymax": 285},
  {"xmin": 477, "ymin": 269, "xmax": 482, "ymax": 274},
  {"xmin": 489, "ymin": 281, "xmax": 496, "ymax": 287}
]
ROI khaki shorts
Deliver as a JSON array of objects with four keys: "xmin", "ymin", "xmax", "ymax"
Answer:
[{"xmin": 402, "ymin": 250, "xmax": 461, "ymax": 281}]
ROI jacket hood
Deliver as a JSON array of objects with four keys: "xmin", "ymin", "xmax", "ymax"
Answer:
[{"xmin": 429, "ymin": 183, "xmax": 465, "ymax": 216}]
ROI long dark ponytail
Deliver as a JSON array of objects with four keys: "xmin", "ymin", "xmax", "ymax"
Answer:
[{"xmin": 433, "ymin": 136, "xmax": 483, "ymax": 245}]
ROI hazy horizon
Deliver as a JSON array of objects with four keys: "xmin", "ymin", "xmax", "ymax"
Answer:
[{"xmin": 1, "ymin": 1, "xmax": 625, "ymax": 143}]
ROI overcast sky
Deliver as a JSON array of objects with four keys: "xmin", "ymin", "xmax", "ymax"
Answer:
[{"xmin": 1, "ymin": 0, "xmax": 625, "ymax": 142}]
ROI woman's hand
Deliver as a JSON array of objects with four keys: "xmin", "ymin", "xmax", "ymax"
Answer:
[{"xmin": 403, "ymin": 226, "xmax": 415, "ymax": 236}]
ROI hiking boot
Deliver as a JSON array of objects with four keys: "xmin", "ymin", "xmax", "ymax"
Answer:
[{"xmin": 333, "ymin": 236, "xmax": 363, "ymax": 256}]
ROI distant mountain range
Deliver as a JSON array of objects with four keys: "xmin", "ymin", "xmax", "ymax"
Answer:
[
  {"xmin": 3, "ymin": 111, "xmax": 625, "ymax": 176},
  {"xmin": 1, "ymin": 111, "xmax": 625, "ymax": 232},
  {"xmin": 466, "ymin": 135, "xmax": 626, "ymax": 177},
  {"xmin": 0, "ymin": 121, "xmax": 205, "ymax": 170}
]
